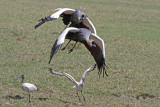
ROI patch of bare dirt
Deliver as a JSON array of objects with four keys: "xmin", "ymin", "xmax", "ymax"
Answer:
[{"xmin": 45, "ymin": 88, "xmax": 57, "ymax": 94}]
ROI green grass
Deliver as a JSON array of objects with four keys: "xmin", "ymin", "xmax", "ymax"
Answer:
[{"xmin": 1, "ymin": 0, "xmax": 160, "ymax": 106}]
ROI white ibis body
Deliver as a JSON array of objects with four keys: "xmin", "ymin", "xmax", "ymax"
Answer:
[
  {"xmin": 49, "ymin": 64, "xmax": 96, "ymax": 102},
  {"xmin": 16, "ymin": 75, "xmax": 38, "ymax": 102}
]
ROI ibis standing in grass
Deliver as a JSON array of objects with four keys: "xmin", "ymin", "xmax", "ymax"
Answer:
[
  {"xmin": 16, "ymin": 75, "xmax": 38, "ymax": 103},
  {"xmin": 49, "ymin": 64, "xmax": 96, "ymax": 102}
]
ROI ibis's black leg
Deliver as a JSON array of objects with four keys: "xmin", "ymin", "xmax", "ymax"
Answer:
[
  {"xmin": 81, "ymin": 91, "xmax": 86, "ymax": 102},
  {"xmin": 68, "ymin": 41, "xmax": 77, "ymax": 54},
  {"xmin": 77, "ymin": 93, "xmax": 81, "ymax": 102},
  {"xmin": 29, "ymin": 93, "xmax": 31, "ymax": 103},
  {"xmin": 61, "ymin": 40, "xmax": 71, "ymax": 50}
]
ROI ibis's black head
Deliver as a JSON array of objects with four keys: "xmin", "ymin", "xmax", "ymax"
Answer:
[
  {"xmin": 71, "ymin": 9, "xmax": 87, "ymax": 24},
  {"xmin": 16, "ymin": 75, "xmax": 24, "ymax": 83}
]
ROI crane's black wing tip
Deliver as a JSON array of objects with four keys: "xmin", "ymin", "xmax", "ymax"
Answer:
[
  {"xmin": 34, "ymin": 17, "xmax": 49, "ymax": 29},
  {"xmin": 35, "ymin": 24, "xmax": 40, "ymax": 29},
  {"xmin": 34, "ymin": 25, "xmax": 39, "ymax": 29},
  {"xmin": 98, "ymin": 64, "xmax": 109, "ymax": 78},
  {"xmin": 34, "ymin": 16, "xmax": 57, "ymax": 29},
  {"xmin": 34, "ymin": 21, "xmax": 45, "ymax": 29},
  {"xmin": 48, "ymin": 43, "xmax": 63, "ymax": 65}
]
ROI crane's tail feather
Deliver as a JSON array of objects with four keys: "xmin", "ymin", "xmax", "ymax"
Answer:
[{"xmin": 98, "ymin": 63, "xmax": 108, "ymax": 78}]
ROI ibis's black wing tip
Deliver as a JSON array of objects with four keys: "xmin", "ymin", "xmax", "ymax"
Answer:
[{"xmin": 37, "ymin": 87, "xmax": 39, "ymax": 91}]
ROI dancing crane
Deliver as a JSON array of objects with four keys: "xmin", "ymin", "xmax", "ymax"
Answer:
[
  {"xmin": 49, "ymin": 27, "xmax": 108, "ymax": 77},
  {"xmin": 49, "ymin": 64, "xmax": 96, "ymax": 102},
  {"xmin": 35, "ymin": 8, "xmax": 96, "ymax": 35}
]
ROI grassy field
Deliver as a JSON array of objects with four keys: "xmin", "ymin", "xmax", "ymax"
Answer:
[{"xmin": 0, "ymin": 0, "xmax": 160, "ymax": 106}]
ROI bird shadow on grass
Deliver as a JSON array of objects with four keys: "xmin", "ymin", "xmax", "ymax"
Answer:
[
  {"xmin": 58, "ymin": 99, "xmax": 83, "ymax": 106},
  {"xmin": 111, "ymin": 93, "xmax": 156, "ymax": 100},
  {"xmin": 58, "ymin": 99, "xmax": 72, "ymax": 104},
  {"xmin": 5, "ymin": 95, "xmax": 24, "ymax": 100},
  {"xmin": 38, "ymin": 97, "xmax": 49, "ymax": 101},
  {"xmin": 111, "ymin": 93, "xmax": 121, "ymax": 97},
  {"xmin": 136, "ymin": 93, "xmax": 155, "ymax": 100}
]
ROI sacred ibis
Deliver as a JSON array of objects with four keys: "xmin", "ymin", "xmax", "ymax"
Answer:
[
  {"xmin": 16, "ymin": 75, "xmax": 38, "ymax": 102},
  {"xmin": 49, "ymin": 64, "xmax": 96, "ymax": 102},
  {"xmin": 48, "ymin": 27, "xmax": 108, "ymax": 77}
]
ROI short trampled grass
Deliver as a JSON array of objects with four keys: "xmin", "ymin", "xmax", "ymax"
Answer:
[{"xmin": 0, "ymin": 0, "xmax": 160, "ymax": 106}]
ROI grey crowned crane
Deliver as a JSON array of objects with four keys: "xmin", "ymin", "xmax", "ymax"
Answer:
[
  {"xmin": 35, "ymin": 8, "xmax": 96, "ymax": 35},
  {"xmin": 34, "ymin": 8, "xmax": 97, "ymax": 50},
  {"xmin": 48, "ymin": 27, "xmax": 108, "ymax": 77},
  {"xmin": 16, "ymin": 75, "xmax": 38, "ymax": 102},
  {"xmin": 49, "ymin": 64, "xmax": 96, "ymax": 102}
]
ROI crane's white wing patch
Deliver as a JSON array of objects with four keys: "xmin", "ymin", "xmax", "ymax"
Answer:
[
  {"xmin": 49, "ymin": 27, "xmax": 79, "ymax": 64},
  {"xmin": 80, "ymin": 64, "xmax": 96, "ymax": 83},
  {"xmin": 90, "ymin": 33, "xmax": 105, "ymax": 58},
  {"xmin": 83, "ymin": 17, "xmax": 97, "ymax": 35},
  {"xmin": 49, "ymin": 68, "xmax": 78, "ymax": 85},
  {"xmin": 51, "ymin": 8, "xmax": 76, "ymax": 19}
]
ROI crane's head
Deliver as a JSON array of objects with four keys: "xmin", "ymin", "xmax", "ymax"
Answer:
[{"xmin": 71, "ymin": 9, "xmax": 87, "ymax": 24}]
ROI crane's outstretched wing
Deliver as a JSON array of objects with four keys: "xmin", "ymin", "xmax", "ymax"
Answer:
[
  {"xmin": 80, "ymin": 64, "xmax": 96, "ymax": 83},
  {"xmin": 84, "ymin": 33, "xmax": 108, "ymax": 77},
  {"xmin": 35, "ymin": 8, "xmax": 76, "ymax": 29},
  {"xmin": 49, "ymin": 68, "xmax": 78, "ymax": 85},
  {"xmin": 49, "ymin": 68, "xmax": 64, "ymax": 75},
  {"xmin": 50, "ymin": 8, "xmax": 76, "ymax": 19},
  {"xmin": 49, "ymin": 27, "xmax": 79, "ymax": 64},
  {"xmin": 82, "ymin": 17, "xmax": 97, "ymax": 35}
]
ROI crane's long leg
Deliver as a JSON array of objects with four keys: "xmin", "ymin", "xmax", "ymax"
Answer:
[
  {"xmin": 77, "ymin": 93, "xmax": 81, "ymax": 102},
  {"xmin": 68, "ymin": 41, "xmax": 77, "ymax": 54},
  {"xmin": 81, "ymin": 91, "xmax": 86, "ymax": 102},
  {"xmin": 28, "ymin": 93, "xmax": 31, "ymax": 103},
  {"xmin": 61, "ymin": 40, "xmax": 71, "ymax": 50}
]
